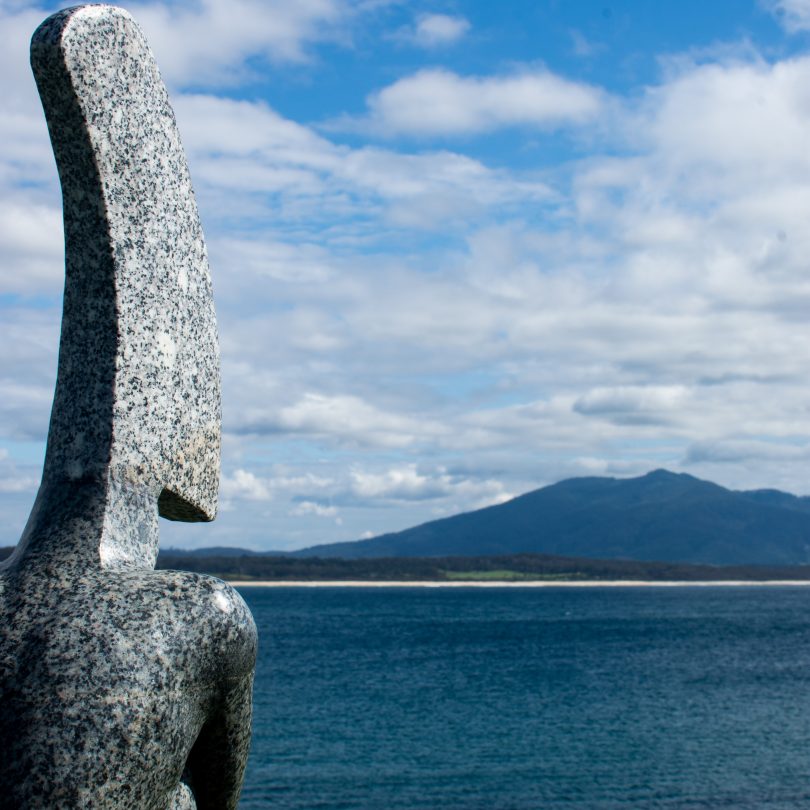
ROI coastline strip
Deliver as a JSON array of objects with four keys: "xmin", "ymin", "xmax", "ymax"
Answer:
[{"xmin": 227, "ymin": 579, "xmax": 810, "ymax": 588}]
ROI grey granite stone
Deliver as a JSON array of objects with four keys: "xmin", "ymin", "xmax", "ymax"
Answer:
[{"xmin": 0, "ymin": 6, "xmax": 257, "ymax": 808}]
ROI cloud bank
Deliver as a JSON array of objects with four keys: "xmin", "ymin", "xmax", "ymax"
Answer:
[{"xmin": 2, "ymin": 1, "xmax": 810, "ymax": 551}]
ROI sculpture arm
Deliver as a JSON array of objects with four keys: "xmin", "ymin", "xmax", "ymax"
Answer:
[{"xmin": 186, "ymin": 671, "xmax": 255, "ymax": 810}]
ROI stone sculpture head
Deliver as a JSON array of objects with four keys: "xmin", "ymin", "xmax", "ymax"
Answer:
[{"xmin": 0, "ymin": 6, "xmax": 257, "ymax": 808}]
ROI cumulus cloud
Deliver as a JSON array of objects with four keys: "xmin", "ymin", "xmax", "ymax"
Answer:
[
  {"xmin": 573, "ymin": 386, "xmax": 690, "ymax": 426},
  {"xmin": 409, "ymin": 13, "xmax": 470, "ymax": 48},
  {"xmin": 350, "ymin": 465, "xmax": 449, "ymax": 500},
  {"xmin": 231, "ymin": 393, "xmax": 448, "ymax": 449},
  {"xmin": 290, "ymin": 500, "xmax": 339, "ymax": 519},
  {"xmin": 636, "ymin": 56, "xmax": 810, "ymax": 190},
  {"xmin": 220, "ymin": 468, "xmax": 334, "ymax": 502},
  {"xmin": 128, "ymin": 0, "xmax": 352, "ymax": 86},
  {"xmin": 8, "ymin": 2, "xmax": 810, "ymax": 551},
  {"xmin": 765, "ymin": 0, "xmax": 810, "ymax": 32},
  {"xmin": 214, "ymin": 237, "xmax": 336, "ymax": 285},
  {"xmin": 348, "ymin": 465, "xmax": 512, "ymax": 508},
  {"xmin": 215, "ymin": 460, "xmax": 513, "ymax": 546},
  {"xmin": 174, "ymin": 94, "xmax": 550, "ymax": 237},
  {"xmin": 220, "ymin": 469, "xmax": 273, "ymax": 501},
  {"xmin": 349, "ymin": 67, "xmax": 604, "ymax": 138}
]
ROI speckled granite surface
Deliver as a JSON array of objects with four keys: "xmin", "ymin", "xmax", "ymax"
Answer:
[{"xmin": 0, "ymin": 6, "xmax": 256, "ymax": 808}]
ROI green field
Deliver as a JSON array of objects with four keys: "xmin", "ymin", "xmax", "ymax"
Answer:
[{"xmin": 443, "ymin": 570, "xmax": 589, "ymax": 582}]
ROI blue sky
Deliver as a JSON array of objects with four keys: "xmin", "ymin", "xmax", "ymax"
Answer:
[{"xmin": 2, "ymin": 0, "xmax": 810, "ymax": 551}]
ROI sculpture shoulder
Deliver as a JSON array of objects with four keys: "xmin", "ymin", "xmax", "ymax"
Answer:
[
  {"xmin": 1, "ymin": 567, "xmax": 257, "ymax": 687},
  {"xmin": 143, "ymin": 568, "xmax": 253, "ymax": 615},
  {"xmin": 142, "ymin": 569, "xmax": 258, "ymax": 681}
]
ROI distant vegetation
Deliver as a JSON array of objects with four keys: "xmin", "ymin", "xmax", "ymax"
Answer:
[
  {"xmin": 154, "ymin": 550, "xmax": 810, "ymax": 582},
  {"xmin": 2, "ymin": 546, "xmax": 809, "ymax": 581}
]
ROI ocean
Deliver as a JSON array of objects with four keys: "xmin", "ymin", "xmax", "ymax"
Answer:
[{"xmin": 237, "ymin": 586, "xmax": 810, "ymax": 809}]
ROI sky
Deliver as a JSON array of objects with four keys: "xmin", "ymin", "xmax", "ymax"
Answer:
[{"xmin": 2, "ymin": 0, "xmax": 810, "ymax": 551}]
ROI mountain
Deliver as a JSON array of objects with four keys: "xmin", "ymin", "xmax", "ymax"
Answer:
[{"xmin": 293, "ymin": 469, "xmax": 810, "ymax": 566}]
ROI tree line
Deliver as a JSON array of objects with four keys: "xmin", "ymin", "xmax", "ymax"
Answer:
[
  {"xmin": 3, "ymin": 546, "xmax": 808, "ymax": 581},
  {"xmin": 154, "ymin": 551, "xmax": 810, "ymax": 582}
]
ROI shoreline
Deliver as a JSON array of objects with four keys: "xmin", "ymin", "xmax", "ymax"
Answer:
[{"xmin": 228, "ymin": 579, "xmax": 810, "ymax": 588}]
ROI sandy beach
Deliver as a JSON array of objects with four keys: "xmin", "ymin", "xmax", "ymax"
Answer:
[{"xmin": 228, "ymin": 579, "xmax": 810, "ymax": 588}]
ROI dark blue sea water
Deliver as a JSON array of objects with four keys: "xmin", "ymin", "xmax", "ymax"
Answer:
[{"xmin": 237, "ymin": 586, "xmax": 810, "ymax": 809}]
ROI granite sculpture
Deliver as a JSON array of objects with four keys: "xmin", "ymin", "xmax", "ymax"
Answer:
[{"xmin": 0, "ymin": 6, "xmax": 257, "ymax": 808}]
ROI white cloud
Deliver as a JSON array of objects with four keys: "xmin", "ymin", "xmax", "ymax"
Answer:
[
  {"xmin": 0, "ymin": 6, "xmax": 47, "ymax": 110},
  {"xmin": 175, "ymin": 94, "xmax": 550, "ymax": 235},
  {"xmin": 128, "ymin": 0, "xmax": 352, "ymax": 86},
  {"xmin": 0, "ymin": 380, "xmax": 56, "ymax": 443},
  {"xmin": 0, "ymin": 474, "xmax": 38, "ymax": 493},
  {"xmin": 573, "ymin": 386, "xmax": 691, "ymax": 426},
  {"xmin": 765, "ymin": 0, "xmax": 810, "ymax": 32},
  {"xmin": 174, "ymin": 94, "xmax": 334, "ymax": 170},
  {"xmin": 570, "ymin": 29, "xmax": 603, "ymax": 58},
  {"xmin": 410, "ymin": 13, "xmax": 470, "ymax": 48},
  {"xmin": 637, "ymin": 56, "xmax": 810, "ymax": 187},
  {"xmin": 10, "ymin": 3, "xmax": 810, "ymax": 552},
  {"xmin": 220, "ymin": 469, "xmax": 273, "ymax": 501},
  {"xmin": 0, "ymin": 7, "xmax": 63, "ymax": 236},
  {"xmin": 684, "ymin": 439, "xmax": 810, "ymax": 464},
  {"xmin": 290, "ymin": 500, "xmax": 339, "ymax": 519},
  {"xmin": 220, "ymin": 468, "xmax": 334, "ymax": 502},
  {"xmin": 214, "ymin": 460, "xmax": 514, "ymax": 543},
  {"xmin": 214, "ymin": 237, "xmax": 336, "ymax": 284},
  {"xmin": 0, "ymin": 446, "xmax": 39, "ymax": 501},
  {"xmin": 234, "ymin": 393, "xmax": 446, "ymax": 449},
  {"xmin": 0, "ymin": 201, "xmax": 63, "ymax": 293},
  {"xmin": 354, "ymin": 68, "xmax": 604, "ymax": 137},
  {"xmin": 348, "ymin": 464, "xmax": 512, "ymax": 508},
  {"xmin": 350, "ymin": 465, "xmax": 448, "ymax": 500}
]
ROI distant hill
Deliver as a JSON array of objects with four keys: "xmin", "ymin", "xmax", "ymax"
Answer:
[
  {"xmin": 4, "ymin": 470, "xmax": 810, "ymax": 570},
  {"xmin": 293, "ymin": 469, "xmax": 810, "ymax": 566}
]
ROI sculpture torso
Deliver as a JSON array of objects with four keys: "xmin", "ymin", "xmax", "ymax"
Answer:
[{"xmin": 0, "ymin": 565, "xmax": 255, "ymax": 809}]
